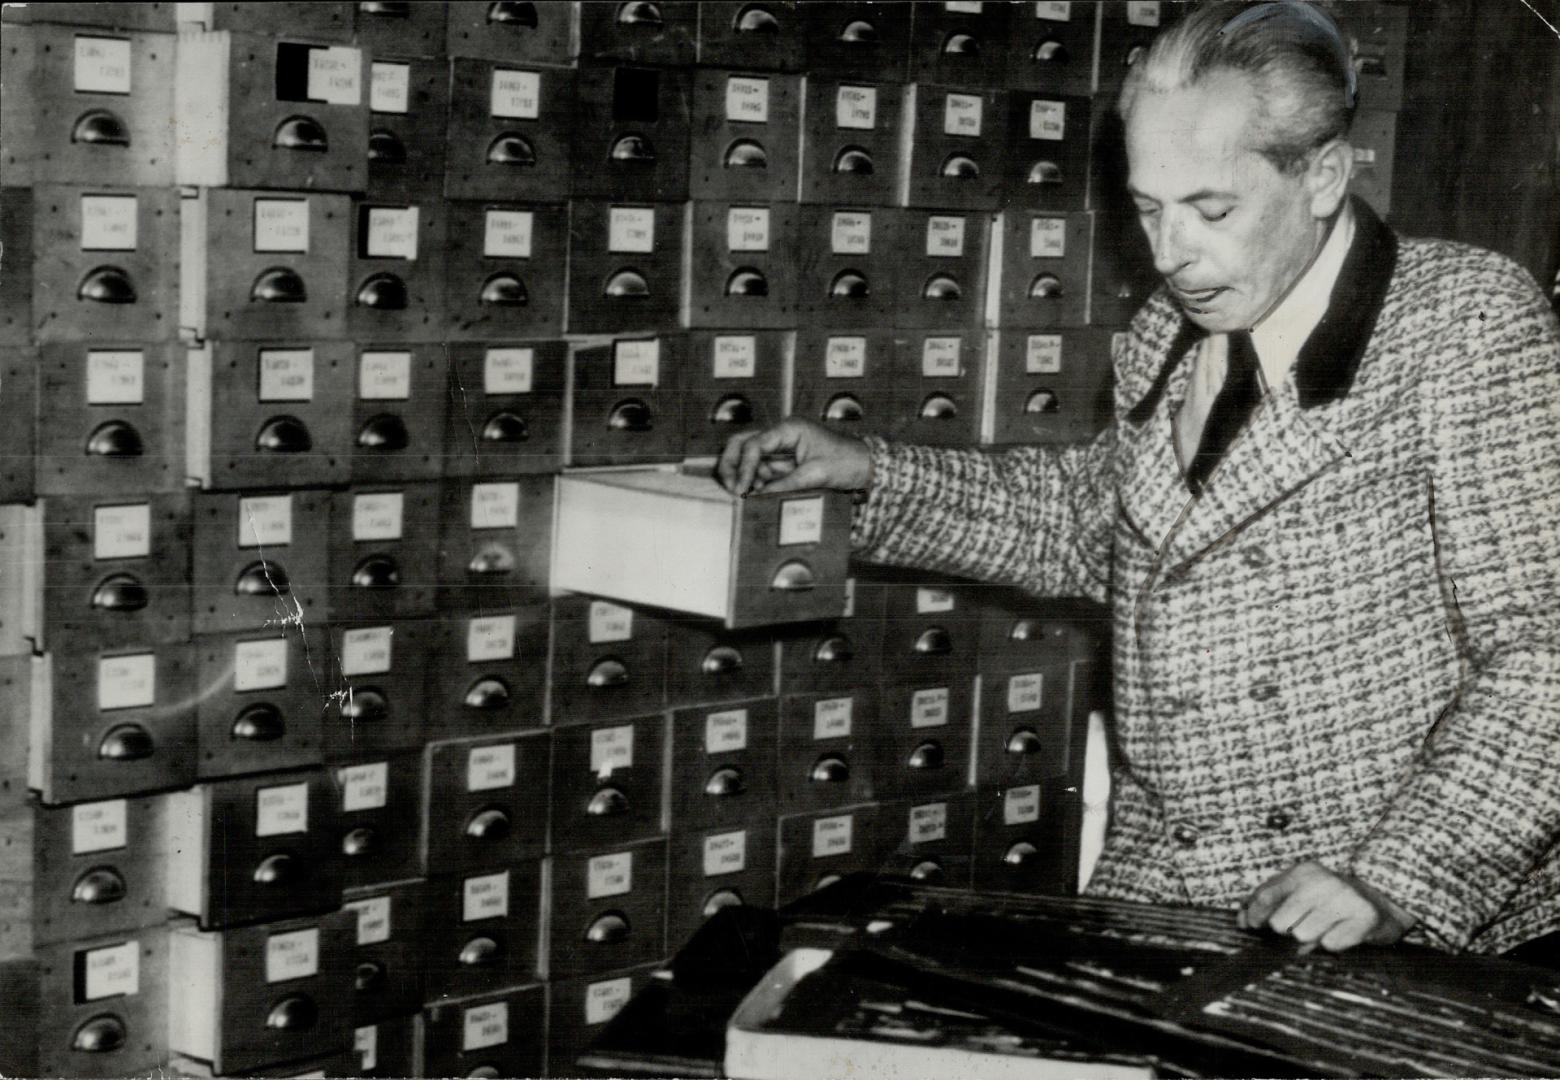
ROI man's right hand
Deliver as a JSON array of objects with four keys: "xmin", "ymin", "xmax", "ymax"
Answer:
[{"xmin": 717, "ymin": 418, "xmax": 873, "ymax": 497}]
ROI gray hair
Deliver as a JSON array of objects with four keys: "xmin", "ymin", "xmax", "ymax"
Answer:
[{"xmin": 1118, "ymin": 1, "xmax": 1357, "ymax": 174}]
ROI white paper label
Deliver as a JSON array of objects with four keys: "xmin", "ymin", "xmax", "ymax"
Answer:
[
  {"xmin": 910, "ymin": 802, "xmax": 948, "ymax": 843},
  {"xmin": 256, "ymin": 781, "xmax": 310, "ymax": 837},
  {"xmin": 1036, "ymin": 2, "xmax": 1072, "ymax": 21},
  {"xmin": 726, "ymin": 76, "xmax": 770, "ymax": 122},
  {"xmin": 946, "ymin": 0, "xmax": 984, "ymax": 10},
  {"xmin": 343, "ymin": 895, "xmax": 391, "ymax": 945},
  {"xmin": 98, "ymin": 653, "xmax": 155, "ymax": 711},
  {"xmin": 825, "ymin": 337, "xmax": 866, "ymax": 378},
  {"xmin": 703, "ymin": 829, "xmax": 747, "ymax": 877},
  {"xmin": 843, "ymin": 577, "xmax": 857, "ymax": 618},
  {"xmin": 1031, "ymin": 217, "xmax": 1067, "ymax": 259},
  {"xmin": 613, "ymin": 339, "xmax": 660, "ymax": 386},
  {"xmin": 253, "ymin": 199, "xmax": 310, "ymax": 254},
  {"xmin": 811, "ymin": 814, "xmax": 853, "ymax": 857},
  {"xmin": 779, "ymin": 497, "xmax": 825, "ymax": 546},
  {"xmin": 704, "ymin": 708, "xmax": 748, "ymax": 754},
  {"xmin": 258, "ymin": 349, "xmax": 315, "ymax": 403},
  {"xmin": 463, "ymin": 1003, "xmax": 508, "ymax": 1051},
  {"xmin": 944, "ymin": 92, "xmax": 983, "ymax": 137},
  {"xmin": 590, "ymin": 725, "xmax": 634, "ymax": 775},
  {"xmin": 308, "ymin": 45, "xmax": 362, "ymax": 105},
  {"xmin": 340, "ymin": 762, "xmax": 388, "ymax": 813},
  {"xmin": 467, "ymin": 744, "xmax": 516, "ymax": 791},
  {"xmin": 608, "ymin": 207, "xmax": 655, "ymax": 253},
  {"xmin": 1026, "ymin": 334, "xmax": 1063, "ymax": 375},
  {"xmin": 921, "ymin": 338, "xmax": 962, "ymax": 378},
  {"xmin": 94, "ymin": 503, "xmax": 151, "ymax": 560},
  {"xmin": 359, "ymin": 351, "xmax": 411, "ymax": 401},
  {"xmin": 72, "ymin": 799, "xmax": 128, "ymax": 854},
  {"xmin": 926, "ymin": 216, "xmax": 967, "ymax": 258},
  {"xmin": 467, "ymin": 614, "xmax": 517, "ymax": 663},
  {"xmin": 463, "ymin": 870, "xmax": 510, "ymax": 922},
  {"xmin": 485, "ymin": 348, "xmax": 534, "ymax": 394},
  {"xmin": 74, "ymin": 35, "xmax": 132, "ymax": 94},
  {"xmin": 1127, "ymin": 1, "xmax": 1161, "ymax": 26},
  {"xmin": 266, "ymin": 928, "xmax": 320, "ymax": 983},
  {"xmin": 712, "ymin": 335, "xmax": 756, "ymax": 379},
  {"xmin": 469, "ymin": 482, "xmax": 520, "ymax": 530},
  {"xmin": 341, "ymin": 626, "xmax": 393, "ymax": 677},
  {"xmin": 238, "ymin": 495, "xmax": 293, "ymax": 548},
  {"xmin": 86, "ymin": 349, "xmax": 145, "ymax": 406},
  {"xmin": 588, "ymin": 601, "xmax": 634, "ymax": 644},
  {"xmin": 813, "ymin": 697, "xmax": 853, "ymax": 740},
  {"xmin": 1005, "ymin": 784, "xmax": 1041, "ymax": 825},
  {"xmin": 366, "ymin": 206, "xmax": 419, "ymax": 260},
  {"xmin": 79, "ymin": 195, "xmax": 138, "ymax": 251},
  {"xmin": 830, "ymin": 211, "xmax": 871, "ymax": 255},
  {"xmin": 917, "ymin": 588, "xmax": 955, "ymax": 614},
  {"xmin": 370, "ymin": 61, "xmax": 409, "ymax": 114},
  {"xmin": 351, "ymin": 492, "xmax": 404, "ymax": 543},
  {"xmin": 234, "ymin": 638, "xmax": 288, "ymax": 692},
  {"xmin": 355, "ymin": 1025, "xmax": 378, "ymax": 1072},
  {"xmin": 1354, "ymin": 146, "xmax": 1378, "ymax": 165},
  {"xmin": 1029, "ymin": 99, "xmax": 1066, "ymax": 141},
  {"xmin": 82, "ymin": 941, "xmax": 139, "ymax": 1001},
  {"xmin": 587, "ymin": 851, "xmax": 633, "ymax": 899},
  {"xmin": 491, "ymin": 68, "xmax": 540, "ymax": 119},
  {"xmin": 586, "ymin": 977, "xmax": 632, "ymax": 1025},
  {"xmin": 1008, "ymin": 672, "xmax": 1043, "ymax": 713},
  {"xmin": 912, "ymin": 687, "xmax": 950, "ymax": 728},
  {"xmin": 483, "ymin": 209, "xmax": 533, "ymax": 258},
  {"xmin": 727, "ymin": 207, "xmax": 771, "ymax": 252},
  {"xmin": 836, "ymin": 84, "xmax": 877, "ymax": 130}
]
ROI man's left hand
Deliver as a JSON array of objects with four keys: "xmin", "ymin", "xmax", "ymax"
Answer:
[{"xmin": 1238, "ymin": 860, "xmax": 1417, "ymax": 953}]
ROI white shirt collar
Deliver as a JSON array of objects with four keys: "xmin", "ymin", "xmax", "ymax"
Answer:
[{"xmin": 1248, "ymin": 200, "xmax": 1357, "ymax": 391}]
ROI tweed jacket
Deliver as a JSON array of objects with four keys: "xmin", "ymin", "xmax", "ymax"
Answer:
[{"xmin": 854, "ymin": 199, "xmax": 1560, "ymax": 953}]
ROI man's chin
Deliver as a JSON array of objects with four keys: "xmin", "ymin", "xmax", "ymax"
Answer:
[{"xmin": 1176, "ymin": 303, "xmax": 1242, "ymax": 334}]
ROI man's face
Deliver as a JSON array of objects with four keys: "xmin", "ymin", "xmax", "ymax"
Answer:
[{"xmin": 1124, "ymin": 71, "xmax": 1328, "ymax": 333}]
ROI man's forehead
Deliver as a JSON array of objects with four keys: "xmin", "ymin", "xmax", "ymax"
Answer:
[{"xmin": 1125, "ymin": 76, "xmax": 1276, "ymax": 196}]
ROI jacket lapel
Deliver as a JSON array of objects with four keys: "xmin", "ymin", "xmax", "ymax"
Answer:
[
  {"xmin": 1117, "ymin": 321, "xmax": 1202, "ymax": 550},
  {"xmin": 1155, "ymin": 197, "xmax": 1400, "ymax": 573}
]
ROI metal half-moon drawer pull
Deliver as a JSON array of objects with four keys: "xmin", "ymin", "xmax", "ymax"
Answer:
[
  {"xmin": 72, "ymin": 1015, "xmax": 127, "ymax": 1053},
  {"xmin": 487, "ymin": 132, "xmax": 537, "ymax": 165},
  {"xmin": 587, "ymin": 787, "xmax": 630, "ymax": 816},
  {"xmin": 923, "ymin": 274, "xmax": 962, "ymax": 301},
  {"xmin": 940, "ymin": 154, "xmax": 980, "ymax": 179},
  {"xmin": 702, "ymin": 888, "xmax": 744, "ymax": 917},
  {"xmin": 910, "ymin": 859, "xmax": 945, "ymax": 883},
  {"xmin": 340, "ymin": 688, "xmax": 388, "ymax": 722},
  {"xmin": 231, "ymin": 703, "xmax": 285, "ymax": 742},
  {"xmin": 734, "ymin": 4, "xmax": 779, "ymax": 33},
  {"xmin": 266, "ymin": 994, "xmax": 319, "ymax": 1031},
  {"xmin": 253, "ymin": 853, "xmax": 300, "ymax": 886},
  {"xmin": 704, "ymin": 766, "xmax": 745, "ymax": 797},
  {"xmin": 368, "ymin": 128, "xmax": 407, "ymax": 163},
  {"xmin": 823, "ymin": 394, "xmax": 864, "ymax": 422},
  {"xmin": 908, "ymin": 741, "xmax": 944, "ymax": 770},
  {"xmin": 1005, "ymin": 841, "xmax": 1039, "ymax": 866},
  {"xmin": 701, "ymin": 645, "xmax": 744, "ymax": 674},
  {"xmin": 273, "ymin": 115, "xmax": 328, "ymax": 151},
  {"xmin": 830, "ymin": 269, "xmax": 869, "ymax": 298},
  {"xmin": 832, "ymin": 147, "xmax": 875, "ymax": 175},
  {"xmin": 726, "ymin": 268, "xmax": 769, "ymax": 297},
  {"xmin": 487, "ymin": 0, "xmax": 538, "ymax": 25},
  {"xmin": 256, "ymin": 416, "xmax": 313, "ymax": 453},
  {"xmin": 92, "ymin": 573, "xmax": 148, "ymax": 611},
  {"xmin": 482, "ymin": 411, "xmax": 530, "ymax": 443},
  {"xmin": 914, "ymin": 627, "xmax": 953, "ymax": 654},
  {"xmin": 480, "ymin": 273, "xmax": 528, "ymax": 306},
  {"xmin": 771, "ymin": 560, "xmax": 816, "ymax": 592},
  {"xmin": 605, "ymin": 270, "xmax": 651, "ymax": 298},
  {"xmin": 810, "ymin": 755, "xmax": 849, "ymax": 783},
  {"xmin": 98, "ymin": 724, "xmax": 154, "ymax": 761},
  {"xmin": 465, "ymin": 807, "xmax": 511, "ymax": 839},
  {"xmin": 235, "ymin": 560, "xmax": 291, "ymax": 596},
  {"xmin": 86, "ymin": 420, "xmax": 144, "ymax": 457},
  {"xmin": 617, "ymin": 0, "xmax": 663, "ymax": 25},
  {"xmin": 586, "ymin": 912, "xmax": 630, "ymax": 943},
  {"xmin": 1007, "ymin": 728, "xmax": 1044, "ymax": 755},
  {"xmin": 77, "ymin": 266, "xmax": 136, "ymax": 304},
  {"xmin": 71, "ymin": 867, "xmax": 127, "ymax": 905},
  {"xmin": 588, "ymin": 658, "xmax": 630, "ymax": 688},
  {"xmin": 71, "ymin": 109, "xmax": 130, "ymax": 146},
  {"xmin": 351, "ymin": 554, "xmax": 400, "ymax": 589},
  {"xmin": 460, "ymin": 936, "xmax": 502, "ymax": 966},
  {"xmin": 342, "ymin": 826, "xmax": 379, "ymax": 858},
  {"xmin": 724, "ymin": 139, "xmax": 768, "ymax": 169},
  {"xmin": 357, "ymin": 413, "xmax": 409, "ymax": 450},
  {"xmin": 464, "ymin": 677, "xmax": 511, "ymax": 710},
  {"xmin": 610, "ymin": 133, "xmax": 657, "ymax": 162},
  {"xmin": 711, "ymin": 395, "xmax": 754, "ymax": 425},
  {"xmin": 251, "ymin": 267, "xmax": 308, "ymax": 303},
  {"xmin": 942, "ymin": 31, "xmax": 980, "ymax": 55},
  {"xmin": 356, "ymin": 272, "xmax": 408, "ymax": 310}
]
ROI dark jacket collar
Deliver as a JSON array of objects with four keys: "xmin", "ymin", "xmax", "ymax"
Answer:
[{"xmin": 1125, "ymin": 195, "xmax": 1399, "ymax": 424}]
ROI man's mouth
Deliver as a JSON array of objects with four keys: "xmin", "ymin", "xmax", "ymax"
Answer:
[{"xmin": 1172, "ymin": 285, "xmax": 1225, "ymax": 305}]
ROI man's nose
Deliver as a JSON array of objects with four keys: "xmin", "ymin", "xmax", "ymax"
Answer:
[{"xmin": 1150, "ymin": 214, "xmax": 1192, "ymax": 278}]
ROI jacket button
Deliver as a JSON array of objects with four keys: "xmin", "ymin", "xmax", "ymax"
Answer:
[
  {"xmin": 1264, "ymin": 809, "xmax": 1292, "ymax": 832},
  {"xmin": 1243, "ymin": 547, "xmax": 1269, "ymax": 569},
  {"xmin": 1170, "ymin": 822, "xmax": 1200, "ymax": 848},
  {"xmin": 1249, "ymin": 682, "xmax": 1279, "ymax": 702}
]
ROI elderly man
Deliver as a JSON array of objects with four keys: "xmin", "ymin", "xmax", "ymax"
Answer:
[{"xmin": 720, "ymin": 0, "xmax": 1560, "ymax": 957}]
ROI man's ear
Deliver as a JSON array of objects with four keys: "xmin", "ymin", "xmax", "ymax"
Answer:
[{"xmin": 1305, "ymin": 137, "xmax": 1353, "ymax": 219}]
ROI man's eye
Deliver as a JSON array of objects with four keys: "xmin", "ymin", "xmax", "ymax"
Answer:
[
  {"xmin": 1201, "ymin": 207, "xmax": 1232, "ymax": 223},
  {"xmin": 1135, "ymin": 204, "xmax": 1160, "ymax": 218}
]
